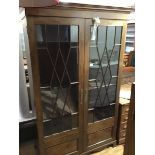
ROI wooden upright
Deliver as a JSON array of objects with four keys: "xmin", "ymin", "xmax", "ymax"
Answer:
[{"xmin": 21, "ymin": 3, "xmax": 133, "ymax": 155}]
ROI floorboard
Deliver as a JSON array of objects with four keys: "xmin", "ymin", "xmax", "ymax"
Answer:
[{"xmin": 91, "ymin": 145, "xmax": 124, "ymax": 155}]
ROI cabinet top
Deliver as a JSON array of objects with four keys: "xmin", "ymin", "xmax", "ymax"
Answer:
[
  {"xmin": 22, "ymin": 3, "xmax": 134, "ymax": 20},
  {"xmin": 57, "ymin": 2, "xmax": 134, "ymax": 12},
  {"xmin": 20, "ymin": 1, "xmax": 134, "ymax": 12},
  {"xmin": 23, "ymin": 2, "xmax": 134, "ymax": 13}
]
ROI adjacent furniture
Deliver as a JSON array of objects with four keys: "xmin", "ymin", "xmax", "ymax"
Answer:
[
  {"xmin": 123, "ymin": 22, "xmax": 135, "ymax": 67},
  {"xmin": 125, "ymin": 22, "xmax": 135, "ymax": 53},
  {"xmin": 21, "ymin": 3, "xmax": 132, "ymax": 155},
  {"xmin": 123, "ymin": 53, "xmax": 130, "ymax": 67},
  {"xmin": 123, "ymin": 51, "xmax": 135, "ymax": 67},
  {"xmin": 128, "ymin": 50, "xmax": 135, "ymax": 67},
  {"xmin": 124, "ymin": 83, "xmax": 135, "ymax": 155},
  {"xmin": 117, "ymin": 98, "xmax": 130, "ymax": 144}
]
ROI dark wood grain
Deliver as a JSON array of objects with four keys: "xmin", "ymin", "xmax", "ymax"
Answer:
[
  {"xmin": 44, "ymin": 129, "xmax": 79, "ymax": 148},
  {"xmin": 83, "ymin": 18, "xmax": 90, "ymax": 151},
  {"xmin": 112, "ymin": 22, "xmax": 128, "ymax": 140},
  {"xmin": 57, "ymin": 2, "xmax": 134, "ymax": 12},
  {"xmin": 120, "ymin": 122, "xmax": 128, "ymax": 131},
  {"xmin": 124, "ymin": 83, "xmax": 135, "ymax": 155},
  {"xmin": 88, "ymin": 127, "xmax": 113, "ymax": 146},
  {"xmin": 120, "ymin": 113, "xmax": 128, "ymax": 123},
  {"xmin": 88, "ymin": 117, "xmax": 114, "ymax": 134},
  {"xmin": 121, "ymin": 104, "xmax": 130, "ymax": 114},
  {"xmin": 25, "ymin": 8, "xmax": 130, "ymax": 20},
  {"xmin": 117, "ymin": 98, "xmax": 130, "ymax": 145},
  {"xmin": 46, "ymin": 140, "xmax": 77, "ymax": 155},
  {"xmin": 26, "ymin": 16, "xmax": 45, "ymax": 155},
  {"xmin": 25, "ymin": 16, "xmax": 85, "ymax": 155},
  {"xmin": 119, "ymin": 130, "xmax": 126, "ymax": 139},
  {"xmin": 23, "ymin": 5, "xmax": 129, "ymax": 154},
  {"xmin": 87, "ymin": 138, "xmax": 116, "ymax": 154},
  {"xmin": 118, "ymin": 138, "xmax": 125, "ymax": 145},
  {"xmin": 77, "ymin": 18, "xmax": 85, "ymax": 154}
]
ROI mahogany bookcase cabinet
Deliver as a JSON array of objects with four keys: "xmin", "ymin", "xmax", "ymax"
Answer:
[{"xmin": 21, "ymin": 3, "xmax": 132, "ymax": 155}]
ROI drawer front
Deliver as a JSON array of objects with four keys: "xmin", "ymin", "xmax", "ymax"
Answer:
[
  {"xmin": 121, "ymin": 104, "xmax": 129, "ymax": 114},
  {"xmin": 46, "ymin": 140, "xmax": 77, "ymax": 155},
  {"xmin": 120, "ymin": 122, "xmax": 127, "ymax": 131},
  {"xmin": 88, "ymin": 127, "xmax": 112, "ymax": 146},
  {"xmin": 88, "ymin": 117, "xmax": 114, "ymax": 134},
  {"xmin": 119, "ymin": 130, "xmax": 126, "ymax": 139},
  {"xmin": 120, "ymin": 114, "xmax": 128, "ymax": 123}
]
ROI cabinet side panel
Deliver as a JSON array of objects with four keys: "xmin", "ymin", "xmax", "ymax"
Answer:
[{"xmin": 26, "ymin": 16, "xmax": 45, "ymax": 155}]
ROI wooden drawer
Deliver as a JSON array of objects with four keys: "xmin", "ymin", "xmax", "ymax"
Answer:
[
  {"xmin": 88, "ymin": 127, "xmax": 112, "ymax": 146},
  {"xmin": 46, "ymin": 140, "xmax": 77, "ymax": 155},
  {"xmin": 88, "ymin": 117, "xmax": 114, "ymax": 134},
  {"xmin": 120, "ymin": 122, "xmax": 128, "ymax": 131},
  {"xmin": 119, "ymin": 130, "xmax": 126, "ymax": 139},
  {"xmin": 121, "ymin": 104, "xmax": 129, "ymax": 114},
  {"xmin": 120, "ymin": 114, "xmax": 128, "ymax": 123}
]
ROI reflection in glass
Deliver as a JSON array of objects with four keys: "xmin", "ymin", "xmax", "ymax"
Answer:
[
  {"xmin": 35, "ymin": 25, "xmax": 79, "ymax": 136},
  {"xmin": 89, "ymin": 26, "xmax": 122, "ymax": 123}
]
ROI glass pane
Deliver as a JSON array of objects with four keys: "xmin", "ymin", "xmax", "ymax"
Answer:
[
  {"xmin": 35, "ymin": 25, "xmax": 79, "ymax": 136},
  {"xmin": 107, "ymin": 26, "xmax": 115, "ymax": 50},
  {"xmin": 88, "ymin": 25, "xmax": 122, "ymax": 123},
  {"xmin": 115, "ymin": 26, "xmax": 122, "ymax": 44}
]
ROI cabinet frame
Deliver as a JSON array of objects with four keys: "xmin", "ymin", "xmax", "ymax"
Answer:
[
  {"xmin": 26, "ymin": 16, "xmax": 85, "ymax": 155},
  {"xmin": 22, "ymin": 4, "xmax": 131, "ymax": 155},
  {"xmin": 83, "ymin": 19, "xmax": 127, "ymax": 151}
]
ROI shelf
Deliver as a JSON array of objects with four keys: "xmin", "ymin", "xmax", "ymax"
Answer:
[
  {"xmin": 126, "ymin": 35, "xmax": 135, "ymax": 38},
  {"xmin": 126, "ymin": 44, "xmax": 134, "ymax": 47},
  {"xmin": 125, "ymin": 22, "xmax": 135, "ymax": 54},
  {"xmin": 127, "ymin": 29, "xmax": 134, "ymax": 32},
  {"xmin": 127, "ymin": 30, "xmax": 134, "ymax": 33},
  {"xmin": 127, "ymin": 25, "xmax": 135, "ymax": 28},
  {"xmin": 126, "ymin": 41, "xmax": 134, "ymax": 43}
]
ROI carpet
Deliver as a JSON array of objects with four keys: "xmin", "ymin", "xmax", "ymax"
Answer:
[{"xmin": 91, "ymin": 145, "xmax": 124, "ymax": 155}]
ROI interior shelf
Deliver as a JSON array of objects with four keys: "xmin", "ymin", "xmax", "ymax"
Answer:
[
  {"xmin": 126, "ymin": 35, "xmax": 135, "ymax": 37},
  {"xmin": 126, "ymin": 41, "xmax": 134, "ymax": 43}
]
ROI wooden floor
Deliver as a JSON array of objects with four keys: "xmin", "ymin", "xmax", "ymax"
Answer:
[{"xmin": 91, "ymin": 145, "xmax": 124, "ymax": 155}]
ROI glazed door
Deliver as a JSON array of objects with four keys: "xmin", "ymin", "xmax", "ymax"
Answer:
[
  {"xmin": 84, "ymin": 19, "xmax": 126, "ymax": 150},
  {"xmin": 27, "ymin": 17, "xmax": 85, "ymax": 155}
]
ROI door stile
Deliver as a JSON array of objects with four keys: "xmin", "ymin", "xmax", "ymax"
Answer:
[
  {"xmin": 26, "ymin": 16, "xmax": 45, "ymax": 155},
  {"xmin": 83, "ymin": 18, "xmax": 127, "ymax": 150},
  {"xmin": 83, "ymin": 19, "xmax": 91, "ymax": 151},
  {"xmin": 77, "ymin": 18, "xmax": 85, "ymax": 153},
  {"xmin": 27, "ymin": 16, "xmax": 85, "ymax": 154},
  {"xmin": 112, "ymin": 22, "xmax": 127, "ymax": 139}
]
